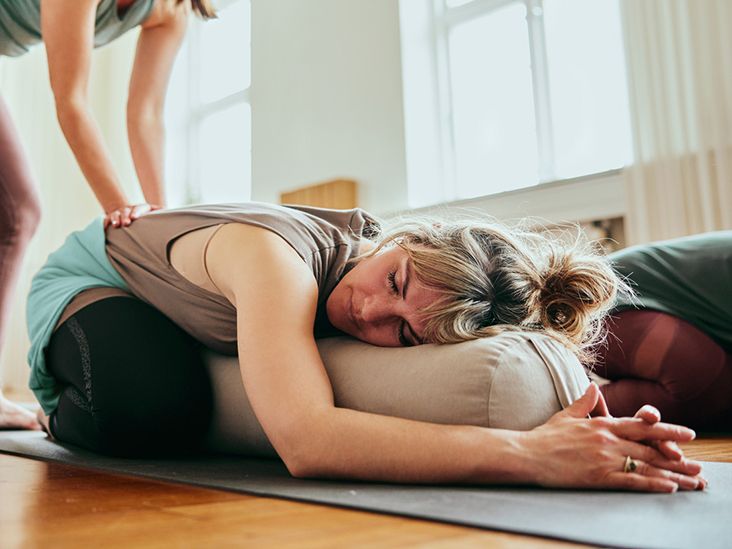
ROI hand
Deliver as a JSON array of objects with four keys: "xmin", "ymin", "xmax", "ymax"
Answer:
[
  {"xmin": 522, "ymin": 384, "xmax": 704, "ymax": 492},
  {"xmin": 632, "ymin": 404, "xmax": 682, "ymax": 461},
  {"xmin": 104, "ymin": 203, "xmax": 161, "ymax": 229},
  {"xmin": 631, "ymin": 405, "xmax": 707, "ymax": 490},
  {"xmin": 593, "ymin": 389, "xmax": 685, "ymax": 462}
]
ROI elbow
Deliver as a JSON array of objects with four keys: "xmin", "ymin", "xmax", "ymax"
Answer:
[
  {"xmin": 127, "ymin": 100, "xmax": 162, "ymax": 128},
  {"xmin": 273, "ymin": 415, "xmax": 332, "ymax": 479},
  {"xmin": 283, "ymin": 455, "xmax": 316, "ymax": 479},
  {"xmin": 278, "ymin": 436, "xmax": 323, "ymax": 480},
  {"xmin": 53, "ymin": 94, "xmax": 86, "ymax": 126}
]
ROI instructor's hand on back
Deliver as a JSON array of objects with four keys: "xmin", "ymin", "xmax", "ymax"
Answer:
[{"xmin": 104, "ymin": 203, "xmax": 161, "ymax": 229}]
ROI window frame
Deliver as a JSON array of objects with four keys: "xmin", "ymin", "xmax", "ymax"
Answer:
[
  {"xmin": 420, "ymin": 0, "xmax": 632, "ymax": 208},
  {"xmin": 433, "ymin": 0, "xmax": 558, "ymax": 197}
]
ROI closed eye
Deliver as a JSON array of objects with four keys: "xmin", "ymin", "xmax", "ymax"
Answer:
[
  {"xmin": 387, "ymin": 270, "xmax": 399, "ymax": 295},
  {"xmin": 387, "ymin": 270, "xmax": 410, "ymax": 346}
]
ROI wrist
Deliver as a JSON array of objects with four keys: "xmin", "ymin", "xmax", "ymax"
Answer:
[
  {"xmin": 512, "ymin": 430, "xmax": 542, "ymax": 485},
  {"xmin": 102, "ymin": 198, "xmax": 128, "ymax": 214},
  {"xmin": 475, "ymin": 429, "xmax": 538, "ymax": 485}
]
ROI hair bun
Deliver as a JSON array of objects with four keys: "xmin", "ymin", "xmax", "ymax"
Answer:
[
  {"xmin": 538, "ymin": 256, "xmax": 584, "ymax": 336},
  {"xmin": 537, "ymin": 245, "xmax": 617, "ymax": 350}
]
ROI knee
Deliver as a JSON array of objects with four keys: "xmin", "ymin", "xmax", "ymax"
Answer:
[
  {"xmin": 653, "ymin": 326, "xmax": 728, "ymax": 402},
  {"xmin": 0, "ymin": 187, "xmax": 41, "ymax": 242}
]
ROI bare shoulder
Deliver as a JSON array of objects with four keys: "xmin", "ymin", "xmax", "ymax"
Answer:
[
  {"xmin": 205, "ymin": 223, "xmax": 317, "ymax": 307},
  {"xmin": 141, "ymin": 0, "xmax": 188, "ymax": 29}
]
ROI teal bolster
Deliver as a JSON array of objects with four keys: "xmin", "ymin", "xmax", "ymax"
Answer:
[{"xmin": 26, "ymin": 217, "xmax": 129, "ymax": 413}]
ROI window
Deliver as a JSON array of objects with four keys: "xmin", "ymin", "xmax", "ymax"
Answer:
[
  {"xmin": 165, "ymin": 0, "xmax": 251, "ymax": 206},
  {"xmin": 400, "ymin": 0, "xmax": 632, "ymax": 205}
]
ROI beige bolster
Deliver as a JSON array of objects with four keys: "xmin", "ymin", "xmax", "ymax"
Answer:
[{"xmin": 203, "ymin": 331, "xmax": 589, "ymax": 457}]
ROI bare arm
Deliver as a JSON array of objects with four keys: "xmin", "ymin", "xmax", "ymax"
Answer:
[
  {"xmin": 206, "ymin": 224, "xmax": 704, "ymax": 491},
  {"xmin": 41, "ymin": 0, "xmax": 128, "ymax": 213},
  {"xmin": 127, "ymin": 3, "xmax": 188, "ymax": 207}
]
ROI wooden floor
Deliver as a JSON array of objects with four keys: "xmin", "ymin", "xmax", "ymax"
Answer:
[{"xmin": 1, "ymin": 437, "xmax": 730, "ymax": 549}]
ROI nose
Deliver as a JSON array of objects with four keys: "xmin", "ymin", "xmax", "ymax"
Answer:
[{"xmin": 359, "ymin": 294, "xmax": 395, "ymax": 324}]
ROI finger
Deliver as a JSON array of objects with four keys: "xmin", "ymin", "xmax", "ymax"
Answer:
[
  {"xmin": 562, "ymin": 383, "xmax": 601, "ymax": 419},
  {"xmin": 110, "ymin": 211, "xmax": 121, "ymax": 228},
  {"xmin": 632, "ymin": 460, "xmax": 702, "ymax": 491},
  {"xmin": 131, "ymin": 204, "xmax": 151, "ymax": 220},
  {"xmin": 653, "ymin": 457, "xmax": 704, "ymax": 477},
  {"xmin": 634, "ymin": 405, "xmax": 661, "ymax": 424},
  {"xmin": 121, "ymin": 206, "xmax": 133, "ymax": 226},
  {"xmin": 609, "ymin": 418, "xmax": 695, "ymax": 442},
  {"xmin": 103, "ymin": 215, "xmax": 110, "ymax": 230},
  {"xmin": 604, "ymin": 471, "xmax": 678, "ymax": 493},
  {"xmin": 618, "ymin": 441, "xmax": 703, "ymax": 476},
  {"xmin": 130, "ymin": 205, "xmax": 142, "ymax": 220},
  {"xmin": 654, "ymin": 440, "xmax": 684, "ymax": 461},
  {"xmin": 590, "ymin": 388, "xmax": 610, "ymax": 417}
]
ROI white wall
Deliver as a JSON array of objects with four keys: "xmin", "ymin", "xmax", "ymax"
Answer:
[{"xmin": 250, "ymin": 0, "xmax": 409, "ymax": 215}]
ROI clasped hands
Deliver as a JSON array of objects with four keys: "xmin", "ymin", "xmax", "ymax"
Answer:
[
  {"xmin": 104, "ymin": 203, "xmax": 161, "ymax": 229},
  {"xmin": 524, "ymin": 383, "xmax": 707, "ymax": 492}
]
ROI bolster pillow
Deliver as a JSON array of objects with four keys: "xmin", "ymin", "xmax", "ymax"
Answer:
[{"xmin": 203, "ymin": 331, "xmax": 590, "ymax": 457}]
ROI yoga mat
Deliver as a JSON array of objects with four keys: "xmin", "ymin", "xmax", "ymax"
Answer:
[{"xmin": 2, "ymin": 431, "xmax": 731, "ymax": 549}]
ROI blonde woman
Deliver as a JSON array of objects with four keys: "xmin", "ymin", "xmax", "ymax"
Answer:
[
  {"xmin": 17, "ymin": 201, "xmax": 706, "ymax": 493},
  {"xmin": 0, "ymin": 0, "xmax": 215, "ymax": 428}
]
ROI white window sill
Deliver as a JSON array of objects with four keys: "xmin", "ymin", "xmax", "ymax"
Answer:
[{"xmin": 390, "ymin": 169, "xmax": 626, "ymax": 225}]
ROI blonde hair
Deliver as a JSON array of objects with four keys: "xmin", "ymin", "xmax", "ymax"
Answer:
[{"xmin": 361, "ymin": 215, "xmax": 625, "ymax": 363}]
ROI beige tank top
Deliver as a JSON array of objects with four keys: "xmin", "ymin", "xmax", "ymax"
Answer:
[{"xmin": 59, "ymin": 203, "xmax": 379, "ymax": 354}]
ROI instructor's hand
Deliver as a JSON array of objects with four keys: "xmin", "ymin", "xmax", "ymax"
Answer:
[
  {"xmin": 522, "ymin": 384, "xmax": 705, "ymax": 493},
  {"xmin": 105, "ymin": 203, "xmax": 161, "ymax": 229}
]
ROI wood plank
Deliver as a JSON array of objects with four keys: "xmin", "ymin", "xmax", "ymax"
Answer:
[
  {"xmin": 680, "ymin": 436, "xmax": 732, "ymax": 462},
  {"xmin": 280, "ymin": 179, "xmax": 358, "ymax": 209}
]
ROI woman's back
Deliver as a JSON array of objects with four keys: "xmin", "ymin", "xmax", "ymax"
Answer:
[{"xmin": 103, "ymin": 202, "xmax": 377, "ymax": 351}]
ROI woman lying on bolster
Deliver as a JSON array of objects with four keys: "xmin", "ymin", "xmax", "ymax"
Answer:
[
  {"xmin": 25, "ymin": 203, "xmax": 705, "ymax": 492},
  {"xmin": 596, "ymin": 231, "xmax": 732, "ymax": 430}
]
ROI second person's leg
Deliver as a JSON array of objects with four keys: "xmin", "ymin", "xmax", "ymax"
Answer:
[
  {"xmin": 0, "ymin": 95, "xmax": 42, "ymax": 430},
  {"xmin": 596, "ymin": 310, "xmax": 732, "ymax": 430}
]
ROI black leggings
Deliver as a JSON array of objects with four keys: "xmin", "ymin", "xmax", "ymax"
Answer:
[{"xmin": 46, "ymin": 296, "xmax": 213, "ymax": 457}]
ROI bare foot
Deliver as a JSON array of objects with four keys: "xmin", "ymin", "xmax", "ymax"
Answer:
[{"xmin": 0, "ymin": 390, "xmax": 42, "ymax": 430}]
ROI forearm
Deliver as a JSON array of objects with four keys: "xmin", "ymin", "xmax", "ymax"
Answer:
[
  {"xmin": 127, "ymin": 110, "xmax": 166, "ymax": 206},
  {"xmin": 292, "ymin": 407, "xmax": 532, "ymax": 484},
  {"xmin": 55, "ymin": 100, "xmax": 127, "ymax": 212}
]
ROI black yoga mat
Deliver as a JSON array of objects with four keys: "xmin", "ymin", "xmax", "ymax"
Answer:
[{"xmin": 2, "ymin": 431, "xmax": 731, "ymax": 549}]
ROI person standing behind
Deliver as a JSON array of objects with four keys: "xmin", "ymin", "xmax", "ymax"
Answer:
[{"xmin": 0, "ymin": 0, "xmax": 215, "ymax": 429}]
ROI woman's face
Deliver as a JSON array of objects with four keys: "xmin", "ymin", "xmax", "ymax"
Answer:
[{"xmin": 326, "ymin": 245, "xmax": 445, "ymax": 347}]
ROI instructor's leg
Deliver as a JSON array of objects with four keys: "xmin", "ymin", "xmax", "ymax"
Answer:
[
  {"xmin": 596, "ymin": 310, "xmax": 732, "ymax": 430},
  {"xmin": 0, "ymin": 95, "xmax": 42, "ymax": 430},
  {"xmin": 46, "ymin": 296, "xmax": 213, "ymax": 456}
]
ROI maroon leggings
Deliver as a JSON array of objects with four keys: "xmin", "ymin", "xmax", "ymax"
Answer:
[
  {"xmin": 0, "ymin": 96, "xmax": 42, "ymax": 361},
  {"xmin": 596, "ymin": 310, "xmax": 732, "ymax": 430}
]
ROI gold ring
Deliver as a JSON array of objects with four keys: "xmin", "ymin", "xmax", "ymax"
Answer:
[{"xmin": 623, "ymin": 455, "xmax": 638, "ymax": 473}]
